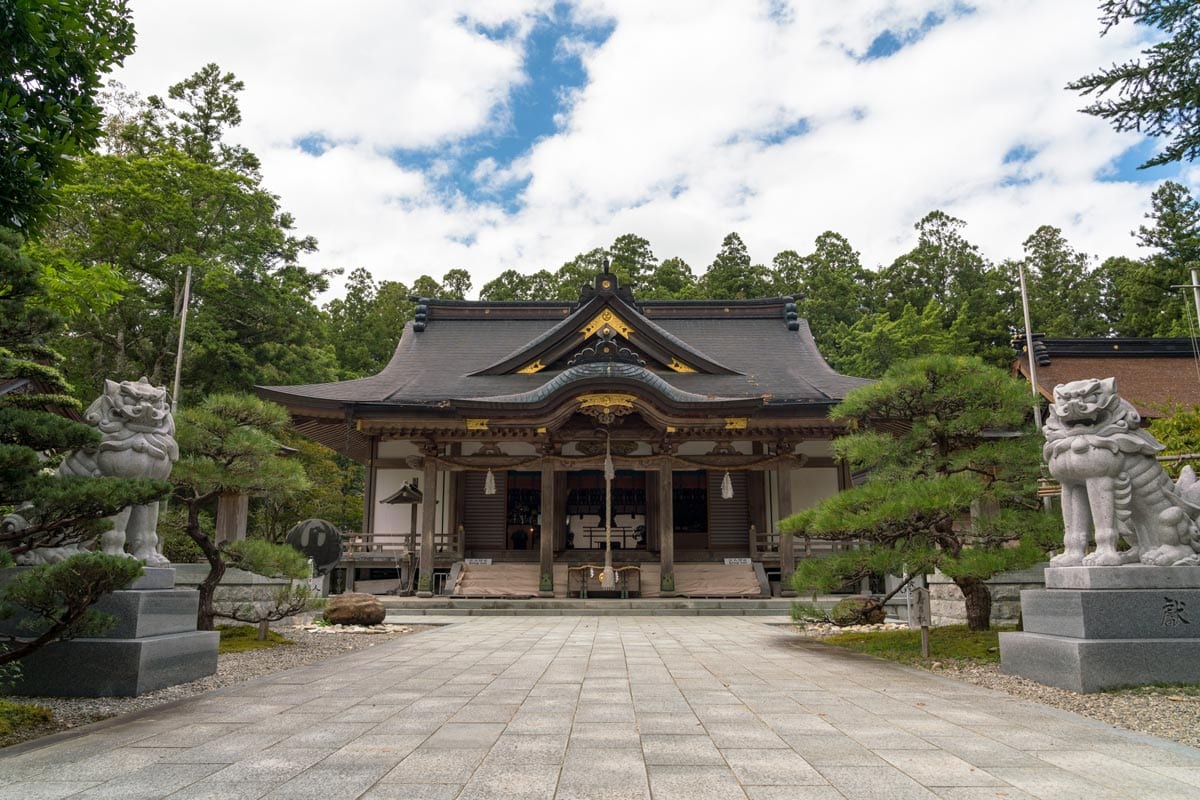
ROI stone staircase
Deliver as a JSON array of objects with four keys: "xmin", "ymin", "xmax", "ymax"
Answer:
[{"xmin": 380, "ymin": 596, "xmax": 801, "ymax": 617}]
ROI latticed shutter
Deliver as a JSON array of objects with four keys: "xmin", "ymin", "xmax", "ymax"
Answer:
[
  {"xmin": 464, "ymin": 471, "xmax": 507, "ymax": 550},
  {"xmin": 707, "ymin": 471, "xmax": 748, "ymax": 551}
]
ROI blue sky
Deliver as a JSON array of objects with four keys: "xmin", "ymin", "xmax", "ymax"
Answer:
[{"xmin": 114, "ymin": 0, "xmax": 1196, "ymax": 296}]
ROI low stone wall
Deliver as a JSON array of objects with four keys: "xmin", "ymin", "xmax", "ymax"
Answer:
[
  {"xmin": 172, "ymin": 563, "xmax": 293, "ymax": 616},
  {"xmin": 927, "ymin": 563, "xmax": 1047, "ymax": 627}
]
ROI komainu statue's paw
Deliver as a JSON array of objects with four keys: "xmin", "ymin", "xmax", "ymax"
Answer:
[
  {"xmin": 1050, "ymin": 551, "xmax": 1084, "ymax": 567},
  {"xmin": 1083, "ymin": 550, "xmax": 1126, "ymax": 567},
  {"xmin": 1141, "ymin": 545, "xmax": 1195, "ymax": 566}
]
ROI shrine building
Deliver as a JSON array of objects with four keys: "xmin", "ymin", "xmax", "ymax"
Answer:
[{"xmin": 257, "ymin": 269, "xmax": 869, "ymax": 598}]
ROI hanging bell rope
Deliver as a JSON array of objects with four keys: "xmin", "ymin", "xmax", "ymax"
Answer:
[
  {"xmin": 721, "ymin": 470, "xmax": 734, "ymax": 500},
  {"xmin": 602, "ymin": 432, "xmax": 616, "ymax": 589},
  {"xmin": 484, "ymin": 468, "xmax": 496, "ymax": 496}
]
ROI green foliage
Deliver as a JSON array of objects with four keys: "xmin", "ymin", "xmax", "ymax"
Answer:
[
  {"xmin": 789, "ymin": 602, "xmax": 832, "ymax": 623},
  {"xmin": 1, "ymin": 227, "xmax": 169, "ymax": 558},
  {"xmin": 1, "ymin": 0, "xmax": 136, "ymax": 233},
  {"xmin": 1014, "ymin": 225, "xmax": 1106, "ymax": 337},
  {"xmin": 783, "ymin": 355, "xmax": 1056, "ymax": 630},
  {"xmin": 172, "ymin": 393, "xmax": 310, "ymax": 630},
  {"xmin": 217, "ymin": 623, "xmax": 294, "ymax": 653},
  {"xmin": 1102, "ymin": 182, "xmax": 1200, "ymax": 337},
  {"xmin": 1148, "ymin": 404, "xmax": 1200, "ymax": 477},
  {"xmin": 822, "ymin": 302, "xmax": 967, "ymax": 379},
  {"xmin": 38, "ymin": 65, "xmax": 335, "ymax": 400},
  {"xmin": 249, "ymin": 430, "xmax": 362, "ymax": 541},
  {"xmin": 1068, "ymin": 1, "xmax": 1200, "ymax": 167},
  {"xmin": 0, "ymin": 552, "xmax": 143, "ymax": 666},
  {"xmin": 703, "ymin": 232, "xmax": 770, "ymax": 299},
  {"xmin": 157, "ymin": 506, "xmax": 207, "ymax": 563},
  {"xmin": 224, "ymin": 538, "xmax": 309, "ymax": 579},
  {"xmin": 325, "ymin": 268, "xmax": 413, "ymax": 378},
  {"xmin": 818, "ymin": 625, "xmax": 1008, "ymax": 665},
  {"xmin": 0, "ymin": 699, "xmax": 53, "ymax": 740}
]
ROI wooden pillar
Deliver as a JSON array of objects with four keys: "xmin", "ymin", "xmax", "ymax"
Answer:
[
  {"xmin": 746, "ymin": 471, "xmax": 766, "ymax": 556},
  {"xmin": 539, "ymin": 463, "xmax": 555, "ymax": 596},
  {"xmin": 658, "ymin": 462, "xmax": 675, "ymax": 595},
  {"xmin": 214, "ymin": 492, "xmax": 249, "ymax": 544},
  {"xmin": 417, "ymin": 458, "xmax": 438, "ymax": 596},
  {"xmin": 363, "ymin": 437, "xmax": 378, "ymax": 534},
  {"xmin": 778, "ymin": 465, "xmax": 796, "ymax": 597}
]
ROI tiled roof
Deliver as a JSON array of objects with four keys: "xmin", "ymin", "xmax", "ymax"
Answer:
[
  {"xmin": 258, "ymin": 276, "xmax": 870, "ymax": 414},
  {"xmin": 1013, "ymin": 337, "xmax": 1200, "ymax": 417}
]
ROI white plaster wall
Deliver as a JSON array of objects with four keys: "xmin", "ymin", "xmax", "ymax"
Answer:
[
  {"xmin": 790, "ymin": 468, "xmax": 840, "ymax": 511},
  {"xmin": 674, "ymin": 440, "xmax": 753, "ymax": 456},
  {"xmin": 373, "ymin": 467, "xmax": 454, "ymax": 540},
  {"xmin": 795, "ymin": 440, "xmax": 835, "ymax": 457},
  {"xmin": 378, "ymin": 440, "xmax": 420, "ymax": 458},
  {"xmin": 374, "ymin": 469, "xmax": 421, "ymax": 537}
]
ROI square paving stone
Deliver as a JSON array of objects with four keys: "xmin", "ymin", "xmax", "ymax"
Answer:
[
  {"xmin": 574, "ymin": 702, "xmax": 635, "ymax": 723},
  {"xmin": 875, "ymin": 750, "xmax": 1004, "ymax": 787},
  {"xmin": 635, "ymin": 711, "xmax": 704, "ymax": 734},
  {"xmin": 359, "ymin": 783, "xmax": 463, "ymax": 799},
  {"xmin": 448, "ymin": 704, "xmax": 520, "ymax": 723},
  {"xmin": 646, "ymin": 765, "xmax": 748, "ymax": 800},
  {"xmin": 506, "ymin": 712, "xmax": 574, "ymax": 734},
  {"xmin": 258, "ymin": 763, "xmax": 392, "ymax": 800},
  {"xmin": 483, "ymin": 733, "xmax": 568, "ymax": 764},
  {"xmin": 985, "ymin": 767, "xmax": 1132, "ymax": 800},
  {"xmin": 154, "ymin": 781, "xmax": 275, "ymax": 800},
  {"xmin": 720, "ymin": 748, "xmax": 826, "ymax": 785},
  {"xmin": 702, "ymin": 722, "xmax": 789, "ymax": 749},
  {"xmin": 570, "ymin": 721, "xmax": 640, "ymax": 747},
  {"xmin": 457, "ymin": 763, "xmax": 560, "ymax": 800},
  {"xmin": 205, "ymin": 748, "xmax": 331, "ymax": 783},
  {"xmin": 817, "ymin": 765, "xmax": 942, "ymax": 800},
  {"xmin": 743, "ymin": 788, "xmax": 850, "ymax": 800},
  {"xmin": 641, "ymin": 734, "xmax": 725, "ymax": 765},
  {"xmin": 381, "ymin": 747, "xmax": 488, "ymax": 784},
  {"xmin": 0, "ymin": 783, "xmax": 103, "ymax": 800}
]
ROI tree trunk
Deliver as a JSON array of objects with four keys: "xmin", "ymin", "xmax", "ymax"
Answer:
[
  {"xmin": 187, "ymin": 501, "xmax": 225, "ymax": 631},
  {"xmin": 954, "ymin": 576, "xmax": 992, "ymax": 631}
]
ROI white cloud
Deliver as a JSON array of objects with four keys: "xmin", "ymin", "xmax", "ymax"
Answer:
[{"xmin": 113, "ymin": 0, "xmax": 1199, "ymax": 297}]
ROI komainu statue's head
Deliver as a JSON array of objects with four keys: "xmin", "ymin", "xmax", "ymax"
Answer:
[
  {"xmin": 1050, "ymin": 377, "xmax": 1130, "ymax": 428},
  {"xmin": 86, "ymin": 377, "xmax": 178, "ymax": 462}
]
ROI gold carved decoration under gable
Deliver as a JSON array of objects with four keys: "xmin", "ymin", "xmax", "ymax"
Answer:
[
  {"xmin": 465, "ymin": 418, "xmax": 490, "ymax": 431},
  {"xmin": 724, "ymin": 417, "xmax": 749, "ymax": 430},
  {"xmin": 577, "ymin": 392, "xmax": 637, "ymax": 425},
  {"xmin": 517, "ymin": 359, "xmax": 545, "ymax": 374},
  {"xmin": 667, "ymin": 358, "xmax": 697, "ymax": 373},
  {"xmin": 580, "ymin": 308, "xmax": 633, "ymax": 339},
  {"xmin": 578, "ymin": 440, "xmax": 637, "ymax": 457},
  {"xmin": 577, "ymin": 393, "xmax": 637, "ymax": 411}
]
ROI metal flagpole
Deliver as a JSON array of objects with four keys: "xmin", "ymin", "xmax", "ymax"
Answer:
[
  {"xmin": 1017, "ymin": 261, "xmax": 1042, "ymax": 432},
  {"xmin": 172, "ymin": 265, "xmax": 193, "ymax": 409},
  {"xmin": 1018, "ymin": 261, "xmax": 1053, "ymax": 512}
]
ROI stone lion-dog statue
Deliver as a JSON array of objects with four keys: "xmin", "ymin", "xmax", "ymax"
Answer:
[
  {"xmin": 1044, "ymin": 377, "xmax": 1200, "ymax": 567},
  {"xmin": 7, "ymin": 377, "xmax": 179, "ymax": 566}
]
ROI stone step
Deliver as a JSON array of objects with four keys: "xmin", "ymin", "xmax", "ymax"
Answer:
[{"xmin": 386, "ymin": 607, "xmax": 793, "ymax": 617}]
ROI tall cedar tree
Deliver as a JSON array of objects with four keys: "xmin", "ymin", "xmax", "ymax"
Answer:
[
  {"xmin": 780, "ymin": 356, "xmax": 1060, "ymax": 631},
  {"xmin": 1067, "ymin": 1, "xmax": 1200, "ymax": 167}
]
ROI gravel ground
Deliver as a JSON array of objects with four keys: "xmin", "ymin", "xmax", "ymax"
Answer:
[
  {"xmin": 796, "ymin": 622, "xmax": 1200, "ymax": 749},
  {"xmin": 5, "ymin": 621, "xmax": 1200, "ymax": 753},
  {"xmin": 1, "ymin": 623, "xmax": 435, "ymax": 749}
]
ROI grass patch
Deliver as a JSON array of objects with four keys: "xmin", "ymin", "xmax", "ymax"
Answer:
[
  {"xmin": 217, "ymin": 624, "xmax": 295, "ymax": 654},
  {"xmin": 0, "ymin": 699, "xmax": 54, "ymax": 747},
  {"xmin": 818, "ymin": 625, "xmax": 1009, "ymax": 665}
]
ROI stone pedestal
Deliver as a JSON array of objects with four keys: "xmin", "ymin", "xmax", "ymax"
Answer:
[
  {"xmin": 1000, "ymin": 566, "xmax": 1200, "ymax": 693},
  {"xmin": 0, "ymin": 567, "xmax": 218, "ymax": 697}
]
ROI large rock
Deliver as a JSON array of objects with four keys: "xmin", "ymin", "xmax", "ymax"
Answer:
[
  {"xmin": 324, "ymin": 592, "xmax": 385, "ymax": 626},
  {"xmin": 829, "ymin": 595, "xmax": 885, "ymax": 626}
]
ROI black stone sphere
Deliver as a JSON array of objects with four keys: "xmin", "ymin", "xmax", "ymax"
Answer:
[{"xmin": 286, "ymin": 518, "xmax": 342, "ymax": 572}]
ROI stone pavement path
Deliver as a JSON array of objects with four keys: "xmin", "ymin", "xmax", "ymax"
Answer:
[{"xmin": 3, "ymin": 617, "xmax": 1200, "ymax": 800}]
